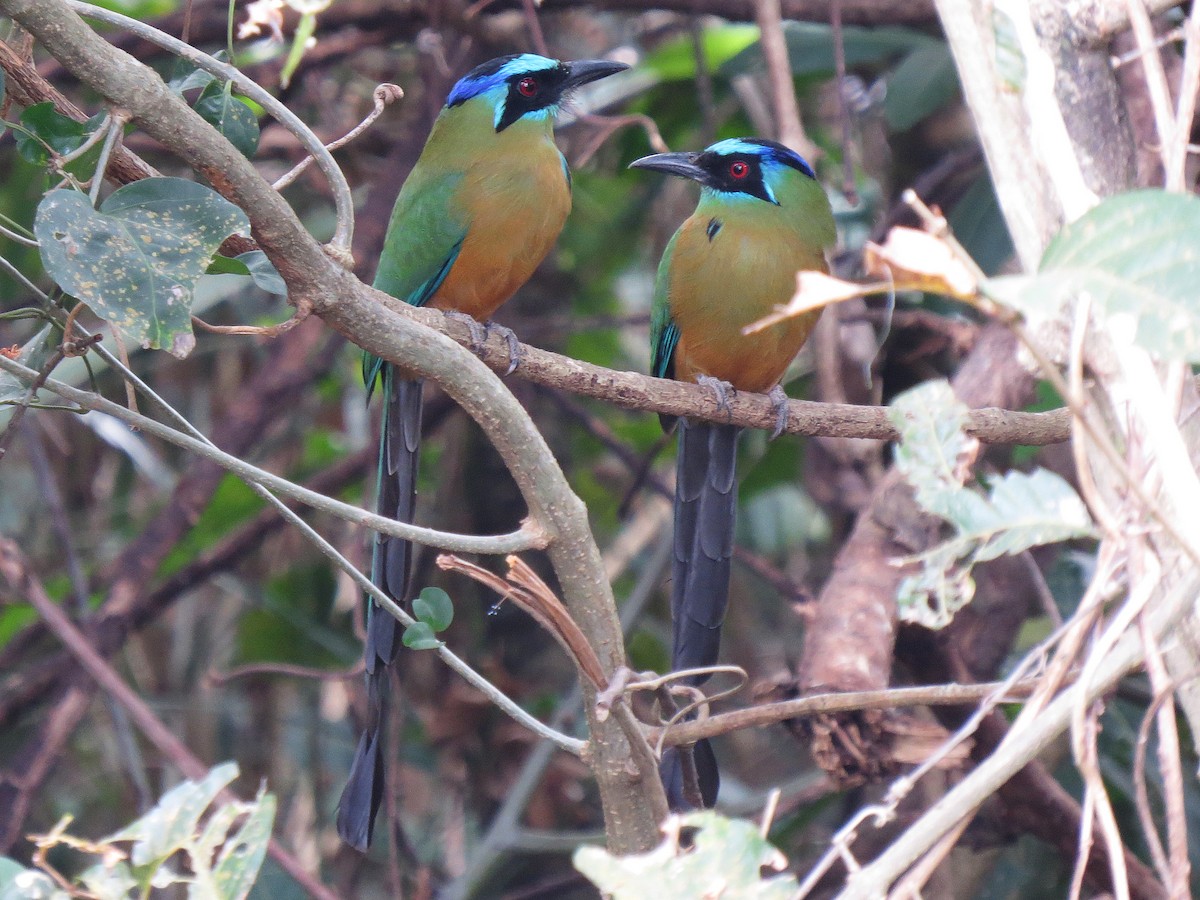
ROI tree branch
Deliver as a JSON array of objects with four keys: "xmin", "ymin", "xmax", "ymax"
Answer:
[{"xmin": 0, "ymin": 0, "xmax": 667, "ymax": 850}]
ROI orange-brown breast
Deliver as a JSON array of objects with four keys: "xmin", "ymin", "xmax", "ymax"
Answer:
[
  {"xmin": 668, "ymin": 212, "xmax": 827, "ymax": 394},
  {"xmin": 430, "ymin": 125, "xmax": 571, "ymax": 320}
]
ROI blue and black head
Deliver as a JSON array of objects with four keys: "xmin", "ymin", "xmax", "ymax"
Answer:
[
  {"xmin": 629, "ymin": 137, "xmax": 817, "ymax": 205},
  {"xmin": 446, "ymin": 53, "xmax": 627, "ymax": 132}
]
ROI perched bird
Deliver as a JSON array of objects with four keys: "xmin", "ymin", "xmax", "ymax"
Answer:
[
  {"xmin": 630, "ymin": 138, "xmax": 836, "ymax": 809},
  {"xmin": 339, "ymin": 52, "xmax": 628, "ymax": 851}
]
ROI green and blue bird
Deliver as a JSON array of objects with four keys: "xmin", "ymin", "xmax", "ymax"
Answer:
[
  {"xmin": 630, "ymin": 138, "xmax": 836, "ymax": 809},
  {"xmin": 339, "ymin": 52, "xmax": 627, "ymax": 851}
]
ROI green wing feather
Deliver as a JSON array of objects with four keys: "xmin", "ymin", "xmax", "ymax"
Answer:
[
  {"xmin": 364, "ymin": 168, "xmax": 468, "ymax": 395},
  {"xmin": 649, "ymin": 229, "xmax": 681, "ymax": 381}
]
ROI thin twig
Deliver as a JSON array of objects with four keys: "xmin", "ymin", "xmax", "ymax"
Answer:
[
  {"xmin": 87, "ymin": 111, "xmax": 126, "ymax": 205},
  {"xmin": 1137, "ymin": 616, "xmax": 1191, "ymax": 896},
  {"xmin": 653, "ymin": 678, "xmax": 1044, "ymax": 747},
  {"xmin": 0, "ymin": 354, "xmax": 547, "ymax": 555},
  {"xmin": 689, "ymin": 13, "xmax": 717, "ymax": 145},
  {"xmin": 1168, "ymin": 2, "xmax": 1200, "ymax": 191},
  {"xmin": 271, "ymin": 83, "xmax": 404, "ymax": 192},
  {"xmin": 755, "ymin": 0, "xmax": 819, "ymax": 161},
  {"xmin": 520, "ymin": 0, "xmax": 549, "ymax": 57},
  {"xmin": 1123, "ymin": 0, "xmax": 1181, "ymax": 187},
  {"xmin": 830, "ymin": 0, "xmax": 858, "ymax": 203}
]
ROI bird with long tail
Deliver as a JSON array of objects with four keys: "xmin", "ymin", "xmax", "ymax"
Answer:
[
  {"xmin": 339, "ymin": 52, "xmax": 628, "ymax": 851},
  {"xmin": 630, "ymin": 137, "xmax": 836, "ymax": 810}
]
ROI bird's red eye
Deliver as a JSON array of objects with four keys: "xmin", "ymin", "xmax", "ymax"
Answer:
[
  {"xmin": 517, "ymin": 77, "xmax": 537, "ymax": 97},
  {"xmin": 729, "ymin": 160, "xmax": 750, "ymax": 179}
]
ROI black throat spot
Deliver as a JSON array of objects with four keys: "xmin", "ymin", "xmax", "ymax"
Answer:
[{"xmin": 706, "ymin": 218, "xmax": 722, "ymax": 241}]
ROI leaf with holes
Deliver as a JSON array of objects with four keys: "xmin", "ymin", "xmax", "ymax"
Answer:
[
  {"xmin": 106, "ymin": 762, "xmax": 238, "ymax": 868},
  {"xmin": 35, "ymin": 178, "xmax": 249, "ymax": 358},
  {"xmin": 211, "ymin": 787, "xmax": 274, "ymax": 900},
  {"xmin": 888, "ymin": 379, "xmax": 978, "ymax": 521},
  {"xmin": 890, "ymin": 382, "xmax": 1095, "ymax": 628},
  {"xmin": 575, "ymin": 811, "xmax": 796, "ymax": 898}
]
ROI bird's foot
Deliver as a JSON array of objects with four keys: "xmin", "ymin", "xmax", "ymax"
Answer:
[
  {"xmin": 443, "ymin": 309, "xmax": 488, "ymax": 351},
  {"xmin": 697, "ymin": 374, "xmax": 735, "ymax": 421},
  {"xmin": 767, "ymin": 384, "xmax": 790, "ymax": 440},
  {"xmin": 484, "ymin": 321, "xmax": 522, "ymax": 375}
]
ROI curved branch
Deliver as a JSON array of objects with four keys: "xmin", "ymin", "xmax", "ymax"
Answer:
[
  {"xmin": 0, "ymin": 0, "xmax": 666, "ymax": 851},
  {"xmin": 0, "ymin": 356, "xmax": 544, "ymax": 555}
]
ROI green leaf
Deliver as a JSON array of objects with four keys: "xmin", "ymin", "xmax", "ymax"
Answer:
[
  {"xmin": 106, "ymin": 762, "xmax": 239, "ymax": 869},
  {"xmin": 884, "ymin": 42, "xmax": 958, "ymax": 131},
  {"xmin": 0, "ymin": 857, "xmax": 67, "ymax": 900},
  {"xmin": 235, "ymin": 251, "xmax": 286, "ymax": 295},
  {"xmin": 738, "ymin": 483, "xmax": 828, "ymax": 557},
  {"xmin": 948, "ymin": 172, "xmax": 1013, "ymax": 277},
  {"xmin": 889, "ymin": 381, "xmax": 1094, "ymax": 628},
  {"xmin": 640, "ymin": 24, "xmax": 759, "ymax": 80},
  {"xmin": 194, "ymin": 82, "xmax": 260, "ymax": 159},
  {"xmin": 205, "ymin": 251, "xmax": 287, "ymax": 296},
  {"xmin": 723, "ymin": 22, "xmax": 934, "ymax": 78},
  {"xmin": 211, "ymin": 790, "xmax": 275, "ymax": 900},
  {"xmin": 987, "ymin": 190, "xmax": 1200, "ymax": 362},
  {"xmin": 413, "ymin": 586, "xmax": 453, "ymax": 632},
  {"xmin": 574, "ymin": 810, "xmax": 797, "ymax": 898},
  {"xmin": 35, "ymin": 177, "xmax": 250, "ymax": 358},
  {"xmin": 169, "ymin": 56, "xmax": 218, "ymax": 95},
  {"xmin": 14, "ymin": 102, "xmax": 102, "ymax": 165},
  {"xmin": 888, "ymin": 379, "xmax": 976, "ymax": 521},
  {"xmin": 972, "ymin": 469, "xmax": 1094, "ymax": 561},
  {"xmin": 402, "ymin": 621, "xmax": 442, "ymax": 650}
]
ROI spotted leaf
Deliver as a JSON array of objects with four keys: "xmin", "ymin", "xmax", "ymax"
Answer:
[{"xmin": 35, "ymin": 178, "xmax": 249, "ymax": 358}]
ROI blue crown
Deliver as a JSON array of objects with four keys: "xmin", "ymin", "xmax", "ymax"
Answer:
[{"xmin": 445, "ymin": 54, "xmax": 561, "ymax": 107}]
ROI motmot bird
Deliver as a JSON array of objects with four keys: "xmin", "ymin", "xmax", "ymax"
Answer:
[
  {"xmin": 630, "ymin": 138, "xmax": 836, "ymax": 809},
  {"xmin": 339, "ymin": 52, "xmax": 628, "ymax": 851}
]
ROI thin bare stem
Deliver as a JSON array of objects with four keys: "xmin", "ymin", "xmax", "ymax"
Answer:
[
  {"xmin": 1124, "ymin": 0, "xmax": 1180, "ymax": 185},
  {"xmin": 1168, "ymin": 4, "xmax": 1200, "ymax": 191},
  {"xmin": 0, "ymin": 353, "xmax": 546, "ymax": 555},
  {"xmin": 1138, "ymin": 616, "xmax": 1191, "ymax": 896},
  {"xmin": 271, "ymin": 83, "xmax": 403, "ymax": 192},
  {"xmin": 755, "ymin": 0, "xmax": 819, "ymax": 161},
  {"xmin": 830, "ymin": 0, "xmax": 859, "ymax": 202},
  {"xmin": 87, "ymin": 112, "xmax": 126, "ymax": 205}
]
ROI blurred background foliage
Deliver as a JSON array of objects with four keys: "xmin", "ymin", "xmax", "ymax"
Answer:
[{"xmin": 5, "ymin": 1, "xmax": 1187, "ymax": 898}]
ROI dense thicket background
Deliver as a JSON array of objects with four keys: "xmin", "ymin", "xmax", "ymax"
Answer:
[{"xmin": 2, "ymin": 1, "xmax": 1199, "ymax": 898}]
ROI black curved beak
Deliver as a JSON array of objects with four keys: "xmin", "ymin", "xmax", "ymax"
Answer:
[
  {"xmin": 562, "ymin": 58, "xmax": 630, "ymax": 91},
  {"xmin": 629, "ymin": 151, "xmax": 708, "ymax": 185}
]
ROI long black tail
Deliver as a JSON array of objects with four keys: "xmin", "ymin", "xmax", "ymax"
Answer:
[
  {"xmin": 661, "ymin": 419, "xmax": 740, "ymax": 810},
  {"xmin": 337, "ymin": 367, "xmax": 423, "ymax": 851}
]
